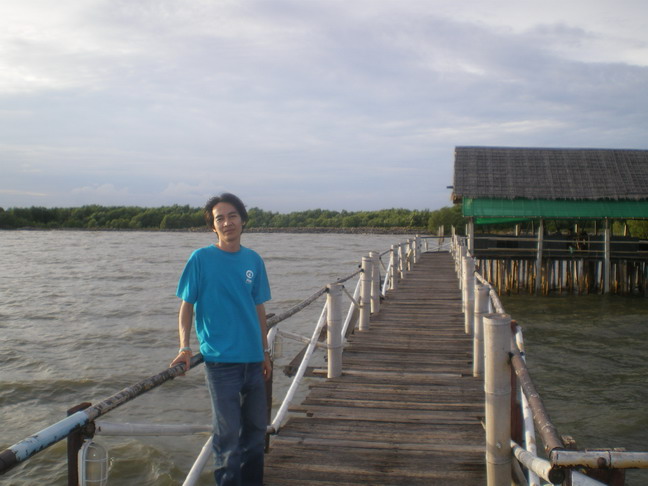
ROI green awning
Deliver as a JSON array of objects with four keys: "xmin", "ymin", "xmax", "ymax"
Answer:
[
  {"xmin": 463, "ymin": 198, "xmax": 648, "ymax": 220},
  {"xmin": 473, "ymin": 217, "xmax": 533, "ymax": 226}
]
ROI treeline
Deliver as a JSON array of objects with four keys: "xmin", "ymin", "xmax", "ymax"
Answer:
[{"xmin": 0, "ymin": 204, "xmax": 467, "ymax": 233}]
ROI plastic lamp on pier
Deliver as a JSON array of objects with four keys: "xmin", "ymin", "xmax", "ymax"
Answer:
[{"xmin": 78, "ymin": 439, "xmax": 109, "ymax": 486}]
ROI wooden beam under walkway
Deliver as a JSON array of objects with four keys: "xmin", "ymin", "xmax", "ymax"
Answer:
[{"xmin": 264, "ymin": 251, "xmax": 486, "ymax": 485}]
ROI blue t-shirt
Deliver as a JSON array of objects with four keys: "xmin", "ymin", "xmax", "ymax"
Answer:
[{"xmin": 176, "ymin": 244, "xmax": 271, "ymax": 363}]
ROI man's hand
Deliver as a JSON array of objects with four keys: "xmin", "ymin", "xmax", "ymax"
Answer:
[
  {"xmin": 263, "ymin": 353, "xmax": 272, "ymax": 381},
  {"xmin": 170, "ymin": 349, "xmax": 192, "ymax": 374}
]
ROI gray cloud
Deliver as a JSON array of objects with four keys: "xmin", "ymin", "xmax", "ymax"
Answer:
[{"xmin": 1, "ymin": 0, "xmax": 647, "ymax": 211}]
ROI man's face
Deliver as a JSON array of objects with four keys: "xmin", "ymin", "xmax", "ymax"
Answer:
[{"xmin": 212, "ymin": 202, "xmax": 243, "ymax": 244}]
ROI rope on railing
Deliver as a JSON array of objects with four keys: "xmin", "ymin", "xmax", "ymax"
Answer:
[{"xmin": 267, "ymin": 269, "xmax": 361, "ymax": 329}]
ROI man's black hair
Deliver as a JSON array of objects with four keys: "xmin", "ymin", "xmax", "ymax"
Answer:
[{"xmin": 204, "ymin": 193, "xmax": 249, "ymax": 229}]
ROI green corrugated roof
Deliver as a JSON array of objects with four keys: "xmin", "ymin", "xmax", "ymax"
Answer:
[{"xmin": 463, "ymin": 198, "xmax": 648, "ymax": 220}]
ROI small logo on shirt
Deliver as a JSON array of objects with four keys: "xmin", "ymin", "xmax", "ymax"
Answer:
[{"xmin": 246, "ymin": 270, "xmax": 254, "ymax": 284}]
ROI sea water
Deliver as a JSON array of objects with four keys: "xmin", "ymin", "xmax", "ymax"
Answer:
[{"xmin": 1, "ymin": 231, "xmax": 646, "ymax": 485}]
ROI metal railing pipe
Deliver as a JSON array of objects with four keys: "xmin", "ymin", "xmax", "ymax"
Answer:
[
  {"xmin": 326, "ymin": 283, "xmax": 344, "ymax": 378},
  {"xmin": 0, "ymin": 354, "xmax": 204, "ymax": 475},
  {"xmin": 381, "ymin": 257, "xmax": 393, "ymax": 297},
  {"xmin": 95, "ymin": 422, "xmax": 211, "ymax": 436},
  {"xmin": 514, "ymin": 328, "xmax": 541, "ymax": 486},
  {"xmin": 551, "ymin": 450, "xmax": 648, "ymax": 469},
  {"xmin": 510, "ymin": 440, "xmax": 564, "ymax": 485},
  {"xmin": 182, "ymin": 436, "xmax": 213, "ymax": 486},
  {"xmin": 269, "ymin": 302, "xmax": 328, "ymax": 432},
  {"xmin": 341, "ymin": 279, "xmax": 361, "ymax": 338}
]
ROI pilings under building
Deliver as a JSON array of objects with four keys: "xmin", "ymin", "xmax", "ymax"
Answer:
[{"xmin": 451, "ymin": 146, "xmax": 648, "ymax": 296}]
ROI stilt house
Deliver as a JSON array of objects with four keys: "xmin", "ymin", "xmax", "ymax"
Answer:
[{"xmin": 451, "ymin": 146, "xmax": 648, "ymax": 294}]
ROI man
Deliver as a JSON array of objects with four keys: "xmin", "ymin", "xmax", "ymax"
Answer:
[{"xmin": 170, "ymin": 192, "xmax": 272, "ymax": 486}]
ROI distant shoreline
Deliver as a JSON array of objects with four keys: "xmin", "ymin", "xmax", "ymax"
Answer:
[{"xmin": 3, "ymin": 226, "xmax": 426, "ymax": 235}]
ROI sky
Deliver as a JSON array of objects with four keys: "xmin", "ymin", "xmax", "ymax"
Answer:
[{"xmin": 1, "ymin": 1, "xmax": 647, "ymax": 213}]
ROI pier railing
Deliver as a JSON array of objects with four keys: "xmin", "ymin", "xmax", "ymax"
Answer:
[
  {"xmin": 0, "ymin": 235, "xmax": 444, "ymax": 485},
  {"xmin": 9, "ymin": 234, "xmax": 643, "ymax": 486},
  {"xmin": 453, "ymin": 235, "xmax": 648, "ymax": 486}
]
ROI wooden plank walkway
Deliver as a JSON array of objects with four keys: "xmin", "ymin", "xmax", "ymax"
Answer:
[{"xmin": 264, "ymin": 251, "xmax": 486, "ymax": 485}]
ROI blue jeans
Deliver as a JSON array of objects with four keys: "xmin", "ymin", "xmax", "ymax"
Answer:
[{"xmin": 205, "ymin": 362, "xmax": 267, "ymax": 486}]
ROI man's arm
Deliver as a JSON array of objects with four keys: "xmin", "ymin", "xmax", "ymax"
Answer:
[
  {"xmin": 170, "ymin": 300, "xmax": 194, "ymax": 372},
  {"xmin": 257, "ymin": 303, "xmax": 272, "ymax": 381}
]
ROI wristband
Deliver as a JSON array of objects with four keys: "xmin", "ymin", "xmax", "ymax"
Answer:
[{"xmin": 179, "ymin": 347, "xmax": 192, "ymax": 354}]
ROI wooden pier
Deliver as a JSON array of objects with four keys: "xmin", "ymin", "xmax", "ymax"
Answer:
[{"xmin": 264, "ymin": 251, "xmax": 486, "ymax": 485}]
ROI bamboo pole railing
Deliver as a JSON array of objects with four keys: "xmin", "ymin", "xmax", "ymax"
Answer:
[{"xmin": 453, "ymin": 234, "xmax": 648, "ymax": 486}]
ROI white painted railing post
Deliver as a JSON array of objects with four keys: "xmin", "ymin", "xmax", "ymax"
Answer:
[
  {"xmin": 484, "ymin": 313, "xmax": 512, "ymax": 486},
  {"xmin": 414, "ymin": 235, "xmax": 421, "ymax": 263},
  {"xmin": 369, "ymin": 251, "xmax": 381, "ymax": 314},
  {"xmin": 390, "ymin": 245, "xmax": 398, "ymax": 291},
  {"xmin": 326, "ymin": 283, "xmax": 343, "ymax": 378},
  {"xmin": 473, "ymin": 283, "xmax": 489, "ymax": 377},
  {"xmin": 462, "ymin": 255, "xmax": 475, "ymax": 335},
  {"xmin": 359, "ymin": 256, "xmax": 372, "ymax": 331}
]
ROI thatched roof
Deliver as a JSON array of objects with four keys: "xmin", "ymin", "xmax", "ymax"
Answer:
[{"xmin": 452, "ymin": 147, "xmax": 648, "ymax": 203}]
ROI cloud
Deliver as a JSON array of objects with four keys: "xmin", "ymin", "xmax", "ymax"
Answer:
[
  {"xmin": 0, "ymin": 0, "xmax": 647, "ymax": 211},
  {"xmin": 69, "ymin": 183, "xmax": 130, "ymax": 205},
  {"xmin": 0, "ymin": 189, "xmax": 47, "ymax": 197}
]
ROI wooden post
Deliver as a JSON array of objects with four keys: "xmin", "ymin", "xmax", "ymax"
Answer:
[
  {"xmin": 67, "ymin": 402, "xmax": 92, "ymax": 486},
  {"xmin": 458, "ymin": 245, "xmax": 467, "ymax": 290},
  {"xmin": 390, "ymin": 245, "xmax": 398, "ymax": 291},
  {"xmin": 326, "ymin": 283, "xmax": 343, "ymax": 378},
  {"xmin": 398, "ymin": 242, "xmax": 406, "ymax": 279},
  {"xmin": 462, "ymin": 256, "xmax": 475, "ymax": 335},
  {"xmin": 473, "ymin": 284, "xmax": 489, "ymax": 377},
  {"xmin": 484, "ymin": 313, "xmax": 512, "ymax": 486},
  {"xmin": 604, "ymin": 218, "xmax": 611, "ymax": 294},
  {"xmin": 359, "ymin": 256, "xmax": 372, "ymax": 331},
  {"xmin": 369, "ymin": 251, "xmax": 381, "ymax": 314},
  {"xmin": 534, "ymin": 219, "xmax": 544, "ymax": 295}
]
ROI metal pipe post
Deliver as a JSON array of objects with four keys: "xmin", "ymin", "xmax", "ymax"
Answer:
[
  {"xmin": 326, "ymin": 283, "xmax": 344, "ymax": 378},
  {"xmin": 359, "ymin": 256, "xmax": 372, "ymax": 331},
  {"xmin": 484, "ymin": 313, "xmax": 512, "ymax": 486}
]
